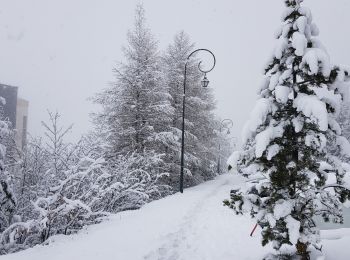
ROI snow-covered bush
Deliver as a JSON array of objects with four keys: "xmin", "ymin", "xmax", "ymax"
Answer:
[
  {"xmin": 0, "ymin": 97, "xmax": 23, "ymax": 253},
  {"xmin": 32, "ymin": 156, "xmax": 105, "ymax": 240},
  {"xmin": 0, "ymin": 180, "xmax": 16, "ymax": 234},
  {"xmin": 0, "ymin": 98, "xmax": 17, "ymax": 235},
  {"xmin": 92, "ymin": 151, "xmax": 170, "ymax": 213},
  {"xmin": 0, "ymin": 129, "xmax": 171, "ymax": 254},
  {"xmin": 0, "ymin": 220, "xmax": 43, "ymax": 254},
  {"xmin": 0, "ymin": 155, "xmax": 104, "ymax": 253}
]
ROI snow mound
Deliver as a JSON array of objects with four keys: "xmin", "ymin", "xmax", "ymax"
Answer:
[
  {"xmin": 301, "ymin": 48, "xmax": 331, "ymax": 77},
  {"xmin": 293, "ymin": 94, "xmax": 328, "ymax": 131},
  {"xmin": 255, "ymin": 124, "xmax": 284, "ymax": 158},
  {"xmin": 242, "ymin": 98, "xmax": 276, "ymax": 143},
  {"xmin": 292, "ymin": 32, "xmax": 307, "ymax": 56},
  {"xmin": 274, "ymin": 85, "xmax": 290, "ymax": 104}
]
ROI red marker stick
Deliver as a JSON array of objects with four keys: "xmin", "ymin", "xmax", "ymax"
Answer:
[{"xmin": 250, "ymin": 223, "xmax": 258, "ymax": 237}]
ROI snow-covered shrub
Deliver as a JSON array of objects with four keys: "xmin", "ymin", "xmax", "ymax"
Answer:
[
  {"xmin": 93, "ymin": 151, "xmax": 170, "ymax": 213},
  {"xmin": 0, "ymin": 112, "xmax": 81, "ymax": 254},
  {"xmin": 0, "ymin": 134, "xmax": 171, "ymax": 254},
  {"xmin": 0, "ymin": 154, "xmax": 106, "ymax": 253},
  {"xmin": 0, "ymin": 220, "xmax": 42, "ymax": 254},
  {"xmin": 33, "ymin": 156, "xmax": 105, "ymax": 240},
  {"xmin": 0, "ymin": 98, "xmax": 17, "ymax": 235},
  {"xmin": 0, "ymin": 180, "xmax": 16, "ymax": 233}
]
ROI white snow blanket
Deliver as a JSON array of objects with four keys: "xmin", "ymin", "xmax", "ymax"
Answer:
[{"xmin": 1, "ymin": 174, "xmax": 349, "ymax": 260}]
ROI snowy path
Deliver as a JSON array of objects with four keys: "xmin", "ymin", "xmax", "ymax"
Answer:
[
  {"xmin": 143, "ymin": 174, "xmax": 269, "ymax": 260},
  {"xmin": 1, "ymin": 174, "xmax": 350, "ymax": 260}
]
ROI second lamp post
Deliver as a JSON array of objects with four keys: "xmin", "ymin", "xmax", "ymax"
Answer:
[
  {"xmin": 179, "ymin": 48, "xmax": 216, "ymax": 193},
  {"xmin": 217, "ymin": 119, "xmax": 233, "ymax": 174}
]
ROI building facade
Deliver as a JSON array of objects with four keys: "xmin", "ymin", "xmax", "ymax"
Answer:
[{"xmin": 0, "ymin": 84, "xmax": 29, "ymax": 149}]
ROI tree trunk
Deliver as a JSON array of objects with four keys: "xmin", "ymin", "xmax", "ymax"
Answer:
[{"xmin": 296, "ymin": 241, "xmax": 310, "ymax": 260}]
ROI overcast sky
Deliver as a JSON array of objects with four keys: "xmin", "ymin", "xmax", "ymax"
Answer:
[{"xmin": 0, "ymin": 0, "xmax": 349, "ymax": 142}]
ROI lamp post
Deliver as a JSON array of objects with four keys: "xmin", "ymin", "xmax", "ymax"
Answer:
[
  {"xmin": 217, "ymin": 119, "xmax": 233, "ymax": 174},
  {"xmin": 179, "ymin": 48, "xmax": 216, "ymax": 193}
]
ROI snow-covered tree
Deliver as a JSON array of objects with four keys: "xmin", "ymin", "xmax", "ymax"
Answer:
[
  {"xmin": 162, "ymin": 31, "xmax": 222, "ymax": 188},
  {"xmin": 93, "ymin": 4, "xmax": 173, "ymax": 158},
  {"xmin": 337, "ymin": 101, "xmax": 350, "ymax": 144},
  {"xmin": 325, "ymin": 101, "xmax": 350, "ymax": 162},
  {"xmin": 41, "ymin": 111, "xmax": 73, "ymax": 181},
  {"xmin": 92, "ymin": 5, "xmax": 174, "ymax": 196},
  {"xmin": 225, "ymin": 0, "xmax": 350, "ymax": 259},
  {"xmin": 216, "ymin": 121, "xmax": 235, "ymax": 174}
]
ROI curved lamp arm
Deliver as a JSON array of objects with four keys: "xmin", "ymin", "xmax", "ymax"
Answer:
[
  {"xmin": 186, "ymin": 48, "xmax": 216, "ymax": 74},
  {"xmin": 220, "ymin": 119, "xmax": 233, "ymax": 133}
]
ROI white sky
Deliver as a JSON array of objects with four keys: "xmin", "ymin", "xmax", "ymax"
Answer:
[{"xmin": 0, "ymin": 0, "xmax": 349, "ymax": 142}]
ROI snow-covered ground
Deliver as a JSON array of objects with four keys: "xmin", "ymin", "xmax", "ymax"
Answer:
[{"xmin": 1, "ymin": 174, "xmax": 350, "ymax": 260}]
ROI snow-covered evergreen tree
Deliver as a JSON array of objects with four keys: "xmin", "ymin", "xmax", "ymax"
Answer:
[
  {"xmin": 326, "ymin": 101, "xmax": 350, "ymax": 162},
  {"xmin": 225, "ymin": 0, "xmax": 350, "ymax": 259},
  {"xmin": 216, "ymin": 120, "xmax": 235, "ymax": 173},
  {"xmin": 94, "ymin": 4, "xmax": 173, "ymax": 158},
  {"xmin": 337, "ymin": 101, "xmax": 350, "ymax": 147},
  {"xmin": 92, "ymin": 5, "xmax": 174, "ymax": 196},
  {"xmin": 162, "ymin": 31, "xmax": 221, "ymax": 188}
]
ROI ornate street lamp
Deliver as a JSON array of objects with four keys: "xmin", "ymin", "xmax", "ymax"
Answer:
[
  {"xmin": 179, "ymin": 49, "xmax": 216, "ymax": 193},
  {"xmin": 217, "ymin": 119, "xmax": 233, "ymax": 174},
  {"xmin": 201, "ymin": 74, "xmax": 210, "ymax": 88}
]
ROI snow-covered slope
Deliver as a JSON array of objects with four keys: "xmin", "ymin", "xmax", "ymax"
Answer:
[{"xmin": 1, "ymin": 174, "xmax": 349, "ymax": 260}]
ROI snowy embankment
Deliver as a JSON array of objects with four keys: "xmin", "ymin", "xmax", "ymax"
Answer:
[{"xmin": 1, "ymin": 174, "xmax": 349, "ymax": 260}]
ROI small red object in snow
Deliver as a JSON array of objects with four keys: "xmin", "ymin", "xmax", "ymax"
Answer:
[{"xmin": 250, "ymin": 223, "xmax": 258, "ymax": 237}]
